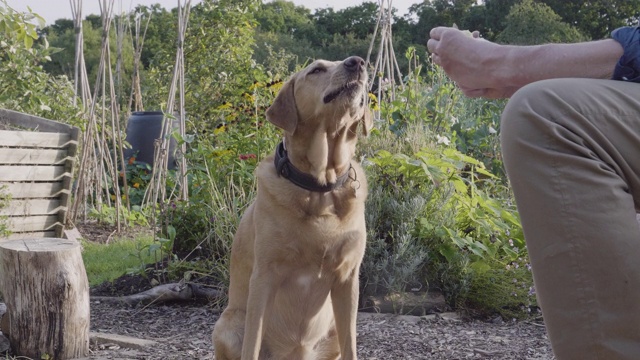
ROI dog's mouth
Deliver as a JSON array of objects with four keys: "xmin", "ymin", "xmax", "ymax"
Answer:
[{"xmin": 323, "ymin": 80, "xmax": 364, "ymax": 104}]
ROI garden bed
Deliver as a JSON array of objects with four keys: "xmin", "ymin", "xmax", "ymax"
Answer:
[{"xmin": 79, "ymin": 224, "xmax": 554, "ymax": 359}]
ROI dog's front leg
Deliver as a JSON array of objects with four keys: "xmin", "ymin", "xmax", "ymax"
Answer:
[
  {"xmin": 331, "ymin": 268, "xmax": 360, "ymax": 360},
  {"xmin": 241, "ymin": 270, "xmax": 275, "ymax": 360}
]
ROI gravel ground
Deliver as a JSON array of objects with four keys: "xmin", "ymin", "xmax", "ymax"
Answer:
[{"xmin": 85, "ymin": 301, "xmax": 554, "ymax": 360}]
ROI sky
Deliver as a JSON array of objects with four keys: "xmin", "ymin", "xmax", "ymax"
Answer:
[{"xmin": 8, "ymin": 0, "xmax": 416, "ymax": 25}]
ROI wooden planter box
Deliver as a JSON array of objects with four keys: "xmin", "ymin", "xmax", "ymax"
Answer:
[{"xmin": 0, "ymin": 109, "xmax": 80, "ymax": 240}]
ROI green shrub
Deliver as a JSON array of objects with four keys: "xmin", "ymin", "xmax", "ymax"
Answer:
[
  {"xmin": 0, "ymin": 1, "xmax": 80, "ymax": 125},
  {"xmin": 359, "ymin": 62, "xmax": 535, "ymax": 319},
  {"xmin": 465, "ymin": 256, "xmax": 537, "ymax": 320}
]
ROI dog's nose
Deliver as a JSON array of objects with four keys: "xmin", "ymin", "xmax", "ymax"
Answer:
[{"xmin": 344, "ymin": 56, "xmax": 365, "ymax": 72}]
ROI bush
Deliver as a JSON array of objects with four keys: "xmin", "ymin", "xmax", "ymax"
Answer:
[
  {"xmin": 359, "ymin": 62, "xmax": 535, "ymax": 319},
  {"xmin": 0, "ymin": 2, "xmax": 80, "ymax": 125}
]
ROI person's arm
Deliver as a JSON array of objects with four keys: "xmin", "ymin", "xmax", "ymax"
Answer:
[
  {"xmin": 427, "ymin": 27, "xmax": 624, "ymax": 98},
  {"xmin": 502, "ymin": 40, "xmax": 623, "ymax": 86}
]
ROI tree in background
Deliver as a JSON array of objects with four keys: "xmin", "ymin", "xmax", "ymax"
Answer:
[
  {"xmin": 252, "ymin": 0, "xmax": 316, "ymax": 67},
  {"xmin": 130, "ymin": 4, "xmax": 177, "ymax": 68},
  {"xmin": 254, "ymin": 0, "xmax": 312, "ymax": 34},
  {"xmin": 496, "ymin": 0, "xmax": 588, "ymax": 45},
  {"xmin": 143, "ymin": 0, "xmax": 259, "ymax": 129},
  {"xmin": 36, "ymin": 0, "xmax": 637, "ymax": 111},
  {"xmin": 43, "ymin": 17, "xmax": 135, "ymax": 104},
  {"xmin": 482, "ymin": 0, "xmax": 519, "ymax": 39},
  {"xmin": 543, "ymin": 0, "xmax": 640, "ymax": 40},
  {"xmin": 253, "ymin": 1, "xmax": 381, "ymax": 69}
]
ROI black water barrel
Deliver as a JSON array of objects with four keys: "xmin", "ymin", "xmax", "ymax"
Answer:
[{"xmin": 124, "ymin": 111, "xmax": 177, "ymax": 169}]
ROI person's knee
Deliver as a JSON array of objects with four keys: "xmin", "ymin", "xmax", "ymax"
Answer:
[{"xmin": 500, "ymin": 80, "xmax": 561, "ymax": 173}]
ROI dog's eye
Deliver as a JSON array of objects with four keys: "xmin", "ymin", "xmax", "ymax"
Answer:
[{"xmin": 310, "ymin": 67, "xmax": 326, "ymax": 74}]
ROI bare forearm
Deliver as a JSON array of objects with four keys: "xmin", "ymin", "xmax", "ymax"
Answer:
[
  {"xmin": 500, "ymin": 39, "xmax": 624, "ymax": 88},
  {"xmin": 428, "ymin": 26, "xmax": 626, "ymax": 98}
]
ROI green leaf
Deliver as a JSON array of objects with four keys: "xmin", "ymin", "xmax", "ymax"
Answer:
[
  {"xmin": 439, "ymin": 243, "xmax": 458, "ymax": 263},
  {"xmin": 469, "ymin": 260, "xmax": 491, "ymax": 273},
  {"xmin": 167, "ymin": 225, "xmax": 177, "ymax": 241},
  {"xmin": 23, "ymin": 33, "xmax": 33, "ymax": 48},
  {"xmin": 503, "ymin": 245, "xmax": 519, "ymax": 260}
]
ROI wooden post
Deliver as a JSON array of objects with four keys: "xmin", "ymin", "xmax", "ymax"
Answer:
[{"xmin": 0, "ymin": 238, "xmax": 89, "ymax": 359}]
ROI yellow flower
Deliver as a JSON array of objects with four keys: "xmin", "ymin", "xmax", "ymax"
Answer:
[
  {"xmin": 367, "ymin": 92, "xmax": 380, "ymax": 111},
  {"xmin": 243, "ymin": 92, "xmax": 255, "ymax": 102},
  {"xmin": 269, "ymin": 81, "xmax": 284, "ymax": 93},
  {"xmin": 214, "ymin": 125, "xmax": 226, "ymax": 135},
  {"xmin": 249, "ymin": 81, "xmax": 263, "ymax": 90},
  {"xmin": 133, "ymin": 183, "xmax": 140, "ymax": 188}
]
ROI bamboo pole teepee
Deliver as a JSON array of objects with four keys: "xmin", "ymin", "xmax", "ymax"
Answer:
[
  {"xmin": 70, "ymin": 0, "xmax": 129, "ymax": 231},
  {"xmin": 144, "ymin": 0, "xmax": 191, "ymax": 206},
  {"xmin": 366, "ymin": 0, "xmax": 404, "ymax": 106},
  {"xmin": 128, "ymin": 9, "xmax": 151, "ymax": 112}
]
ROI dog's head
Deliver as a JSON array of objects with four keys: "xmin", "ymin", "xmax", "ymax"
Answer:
[{"xmin": 266, "ymin": 56, "xmax": 373, "ymax": 137}]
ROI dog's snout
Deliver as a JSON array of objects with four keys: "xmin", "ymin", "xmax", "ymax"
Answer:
[{"xmin": 344, "ymin": 56, "xmax": 365, "ymax": 72}]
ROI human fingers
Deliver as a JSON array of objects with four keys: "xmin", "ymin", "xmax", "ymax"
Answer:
[
  {"xmin": 430, "ymin": 53, "xmax": 441, "ymax": 66},
  {"xmin": 426, "ymin": 38, "xmax": 439, "ymax": 54},
  {"xmin": 429, "ymin": 26, "xmax": 451, "ymax": 41}
]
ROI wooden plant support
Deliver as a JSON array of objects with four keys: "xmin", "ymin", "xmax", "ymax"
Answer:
[{"xmin": 0, "ymin": 238, "xmax": 90, "ymax": 359}]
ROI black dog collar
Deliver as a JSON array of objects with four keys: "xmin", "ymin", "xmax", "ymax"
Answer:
[{"xmin": 274, "ymin": 141, "xmax": 353, "ymax": 192}]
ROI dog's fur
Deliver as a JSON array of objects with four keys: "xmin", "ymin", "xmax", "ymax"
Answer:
[{"xmin": 211, "ymin": 56, "xmax": 372, "ymax": 360}]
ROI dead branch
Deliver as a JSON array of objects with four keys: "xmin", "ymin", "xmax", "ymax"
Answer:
[{"xmin": 91, "ymin": 283, "xmax": 221, "ymax": 306}]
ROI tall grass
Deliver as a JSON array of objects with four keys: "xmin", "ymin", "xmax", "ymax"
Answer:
[{"xmin": 81, "ymin": 235, "xmax": 159, "ymax": 286}]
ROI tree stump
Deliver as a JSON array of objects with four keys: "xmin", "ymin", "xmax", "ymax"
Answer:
[{"xmin": 0, "ymin": 238, "xmax": 89, "ymax": 359}]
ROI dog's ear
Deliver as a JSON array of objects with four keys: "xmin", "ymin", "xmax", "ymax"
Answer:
[
  {"xmin": 360, "ymin": 107, "xmax": 373, "ymax": 137},
  {"xmin": 266, "ymin": 79, "xmax": 298, "ymax": 134}
]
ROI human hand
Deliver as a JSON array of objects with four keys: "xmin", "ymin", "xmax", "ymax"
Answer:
[{"xmin": 427, "ymin": 27, "xmax": 518, "ymax": 99}]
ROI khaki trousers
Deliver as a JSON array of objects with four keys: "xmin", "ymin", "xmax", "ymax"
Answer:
[{"xmin": 501, "ymin": 78, "xmax": 640, "ymax": 359}]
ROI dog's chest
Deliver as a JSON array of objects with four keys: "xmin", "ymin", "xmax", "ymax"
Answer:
[{"xmin": 281, "ymin": 224, "xmax": 364, "ymax": 285}]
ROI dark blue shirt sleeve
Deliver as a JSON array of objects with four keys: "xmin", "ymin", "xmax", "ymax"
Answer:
[{"xmin": 611, "ymin": 26, "xmax": 640, "ymax": 82}]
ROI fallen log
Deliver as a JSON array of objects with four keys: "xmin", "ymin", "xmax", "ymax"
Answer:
[
  {"xmin": 362, "ymin": 291, "xmax": 447, "ymax": 316},
  {"xmin": 91, "ymin": 282, "xmax": 221, "ymax": 306}
]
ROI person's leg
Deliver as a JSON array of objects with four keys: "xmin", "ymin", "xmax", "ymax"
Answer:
[{"xmin": 501, "ymin": 78, "xmax": 640, "ymax": 360}]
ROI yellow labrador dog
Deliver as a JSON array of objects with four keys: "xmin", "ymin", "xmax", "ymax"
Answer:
[{"xmin": 212, "ymin": 56, "xmax": 372, "ymax": 360}]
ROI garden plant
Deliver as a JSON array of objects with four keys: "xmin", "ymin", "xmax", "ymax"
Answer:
[{"xmin": 6, "ymin": 0, "xmax": 613, "ymax": 321}]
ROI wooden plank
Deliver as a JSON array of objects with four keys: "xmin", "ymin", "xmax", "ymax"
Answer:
[
  {"xmin": 59, "ymin": 126, "xmax": 80, "ymax": 237},
  {"xmin": 0, "ymin": 109, "xmax": 77, "ymax": 134},
  {"xmin": 0, "ymin": 182, "xmax": 64, "ymax": 199},
  {"xmin": 0, "ymin": 148, "xmax": 69, "ymax": 165},
  {"xmin": 0, "ymin": 199, "xmax": 62, "ymax": 216},
  {"xmin": 0, "ymin": 130, "xmax": 72, "ymax": 148},
  {"xmin": 6, "ymin": 216, "xmax": 59, "ymax": 232},
  {"xmin": 1, "ymin": 231, "xmax": 57, "ymax": 241},
  {"xmin": 0, "ymin": 165, "xmax": 68, "ymax": 181}
]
